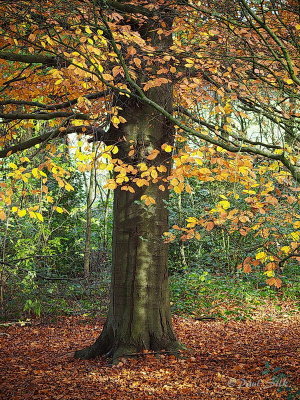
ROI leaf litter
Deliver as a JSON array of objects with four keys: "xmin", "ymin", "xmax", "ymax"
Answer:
[{"xmin": 0, "ymin": 316, "xmax": 299, "ymax": 400}]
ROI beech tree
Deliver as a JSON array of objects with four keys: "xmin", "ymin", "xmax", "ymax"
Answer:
[{"xmin": 0, "ymin": 0, "xmax": 299, "ymax": 361}]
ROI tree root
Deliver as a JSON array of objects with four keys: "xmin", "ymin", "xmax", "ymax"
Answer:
[{"xmin": 74, "ymin": 335, "xmax": 184, "ymax": 364}]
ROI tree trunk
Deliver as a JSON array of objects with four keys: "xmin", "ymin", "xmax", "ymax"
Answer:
[
  {"xmin": 75, "ymin": 85, "xmax": 181, "ymax": 361},
  {"xmin": 75, "ymin": 7, "xmax": 181, "ymax": 362},
  {"xmin": 83, "ymin": 147, "xmax": 96, "ymax": 280}
]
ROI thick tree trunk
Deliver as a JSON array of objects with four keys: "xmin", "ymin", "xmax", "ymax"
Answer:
[
  {"xmin": 75, "ymin": 6, "xmax": 181, "ymax": 362},
  {"xmin": 75, "ymin": 86, "xmax": 181, "ymax": 361}
]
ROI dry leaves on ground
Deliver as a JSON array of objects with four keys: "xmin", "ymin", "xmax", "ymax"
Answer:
[{"xmin": 0, "ymin": 316, "xmax": 299, "ymax": 400}]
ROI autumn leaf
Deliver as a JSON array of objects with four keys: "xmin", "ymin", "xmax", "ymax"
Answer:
[
  {"xmin": 217, "ymin": 200, "xmax": 230, "ymax": 210},
  {"xmin": 255, "ymin": 251, "xmax": 267, "ymax": 261},
  {"xmin": 243, "ymin": 264, "xmax": 252, "ymax": 273},
  {"xmin": 141, "ymin": 195, "xmax": 156, "ymax": 206},
  {"xmin": 147, "ymin": 149, "xmax": 160, "ymax": 160},
  {"xmin": 266, "ymin": 277, "xmax": 282, "ymax": 288},
  {"xmin": 0, "ymin": 209, "xmax": 6, "ymax": 220},
  {"xmin": 17, "ymin": 209, "xmax": 27, "ymax": 217},
  {"xmin": 205, "ymin": 221, "xmax": 215, "ymax": 231},
  {"xmin": 161, "ymin": 144, "xmax": 173, "ymax": 153}
]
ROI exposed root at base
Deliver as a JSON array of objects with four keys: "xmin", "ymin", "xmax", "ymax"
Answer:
[{"xmin": 74, "ymin": 339, "xmax": 184, "ymax": 364}]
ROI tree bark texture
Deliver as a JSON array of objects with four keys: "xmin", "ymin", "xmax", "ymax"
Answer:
[{"xmin": 74, "ymin": 6, "xmax": 181, "ymax": 361}]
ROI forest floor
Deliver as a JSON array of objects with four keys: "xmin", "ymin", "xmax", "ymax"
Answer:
[{"xmin": 0, "ymin": 314, "xmax": 299, "ymax": 400}]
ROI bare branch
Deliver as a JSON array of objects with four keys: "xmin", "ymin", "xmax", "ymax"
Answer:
[{"xmin": 177, "ymin": 106, "xmax": 283, "ymax": 150}]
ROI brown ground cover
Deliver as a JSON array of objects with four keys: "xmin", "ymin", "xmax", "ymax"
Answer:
[{"xmin": 0, "ymin": 316, "xmax": 299, "ymax": 400}]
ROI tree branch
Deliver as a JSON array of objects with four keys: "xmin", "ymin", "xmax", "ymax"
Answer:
[
  {"xmin": 177, "ymin": 106, "xmax": 283, "ymax": 150},
  {"xmin": 101, "ymin": 16, "xmax": 300, "ymax": 183},
  {"xmin": 0, "ymin": 112, "xmax": 90, "ymax": 121},
  {"xmin": 96, "ymin": 0, "xmax": 154, "ymax": 16},
  {"xmin": 0, "ymin": 51, "xmax": 68, "ymax": 67},
  {"xmin": 0, "ymin": 90, "xmax": 109, "ymax": 111},
  {"xmin": 0, "ymin": 125, "xmax": 103, "ymax": 158}
]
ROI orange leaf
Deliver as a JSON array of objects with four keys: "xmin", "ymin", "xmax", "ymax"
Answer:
[
  {"xmin": 206, "ymin": 221, "xmax": 215, "ymax": 231},
  {"xmin": 265, "ymin": 262, "xmax": 277, "ymax": 271},
  {"xmin": 147, "ymin": 149, "xmax": 160, "ymax": 160},
  {"xmin": 243, "ymin": 264, "xmax": 252, "ymax": 273},
  {"xmin": 266, "ymin": 277, "xmax": 282, "ymax": 288}
]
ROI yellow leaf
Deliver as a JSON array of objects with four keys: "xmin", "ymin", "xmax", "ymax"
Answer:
[
  {"xmin": 111, "ymin": 116, "xmax": 120, "ymax": 125},
  {"xmin": 12, "ymin": 207, "xmax": 18, "ymax": 212},
  {"xmin": 32, "ymin": 168, "xmax": 40, "ymax": 178},
  {"xmin": 157, "ymin": 165, "xmax": 167, "ymax": 173},
  {"xmin": 218, "ymin": 200, "xmax": 230, "ymax": 210},
  {"xmin": 54, "ymin": 206, "xmax": 64, "ymax": 214},
  {"xmin": 111, "ymin": 145, "xmax": 119, "ymax": 154},
  {"xmin": 8, "ymin": 163, "xmax": 18, "ymax": 170},
  {"xmin": 198, "ymin": 168, "xmax": 211, "ymax": 174},
  {"xmin": 105, "ymin": 180, "xmax": 117, "ymax": 190},
  {"xmin": 151, "ymin": 169, "xmax": 158, "ymax": 179},
  {"xmin": 243, "ymin": 190, "xmax": 256, "ymax": 194},
  {"xmin": 264, "ymin": 270, "xmax": 275, "ymax": 278},
  {"xmin": 162, "ymin": 144, "xmax": 173, "ymax": 153},
  {"xmin": 64, "ymin": 183, "xmax": 74, "ymax": 192},
  {"xmin": 18, "ymin": 209, "xmax": 27, "ymax": 217},
  {"xmin": 194, "ymin": 232, "xmax": 201, "ymax": 240},
  {"xmin": 281, "ymin": 246, "xmax": 290, "ymax": 254},
  {"xmin": 170, "ymin": 178, "xmax": 179, "ymax": 186},
  {"xmin": 290, "ymin": 231, "xmax": 300, "ymax": 240},
  {"xmin": 256, "ymin": 251, "xmax": 267, "ymax": 261},
  {"xmin": 293, "ymin": 221, "xmax": 300, "ymax": 229},
  {"xmin": 174, "ymin": 185, "xmax": 183, "ymax": 194},
  {"xmin": 128, "ymin": 186, "xmax": 135, "ymax": 193},
  {"xmin": 35, "ymin": 212, "xmax": 44, "ymax": 222},
  {"xmin": 141, "ymin": 195, "xmax": 156, "ymax": 205},
  {"xmin": 138, "ymin": 163, "xmax": 147, "ymax": 171},
  {"xmin": 102, "ymin": 74, "xmax": 114, "ymax": 81},
  {"xmin": 85, "ymin": 26, "xmax": 92, "ymax": 34},
  {"xmin": 119, "ymin": 116, "xmax": 127, "ymax": 123},
  {"xmin": 285, "ymin": 78, "xmax": 293, "ymax": 85}
]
